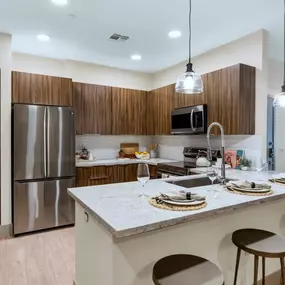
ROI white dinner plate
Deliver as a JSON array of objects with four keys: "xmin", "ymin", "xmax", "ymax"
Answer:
[
  {"xmin": 162, "ymin": 199, "xmax": 205, "ymax": 206},
  {"xmin": 228, "ymin": 186, "xmax": 271, "ymax": 193}
]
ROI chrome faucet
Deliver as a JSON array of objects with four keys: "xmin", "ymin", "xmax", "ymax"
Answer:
[{"xmin": 207, "ymin": 122, "xmax": 226, "ymax": 185}]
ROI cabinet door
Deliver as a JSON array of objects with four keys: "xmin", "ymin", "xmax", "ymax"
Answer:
[
  {"xmin": 87, "ymin": 166, "xmax": 113, "ymax": 185},
  {"xmin": 148, "ymin": 85, "xmax": 174, "ymax": 135},
  {"xmin": 205, "ymin": 64, "xmax": 255, "ymax": 135},
  {"xmin": 76, "ymin": 168, "xmax": 83, "ymax": 187},
  {"xmin": 12, "ymin": 71, "xmax": 72, "ymax": 106},
  {"xmin": 111, "ymin": 165, "xmax": 125, "ymax": 183},
  {"xmin": 149, "ymin": 165, "xmax": 157, "ymax": 179},
  {"xmin": 81, "ymin": 83, "xmax": 112, "ymax": 135},
  {"xmin": 124, "ymin": 164, "xmax": 138, "ymax": 182},
  {"xmin": 12, "ymin": 71, "xmax": 31, "ymax": 103},
  {"xmin": 73, "ymin": 82, "xmax": 83, "ymax": 135},
  {"xmin": 112, "ymin": 88, "xmax": 147, "ymax": 135},
  {"xmin": 60, "ymin": 78, "xmax": 73, "ymax": 107},
  {"xmin": 31, "ymin": 73, "xmax": 46, "ymax": 104}
]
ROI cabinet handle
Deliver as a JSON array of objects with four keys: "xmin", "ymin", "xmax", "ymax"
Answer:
[{"xmin": 89, "ymin": 176, "xmax": 108, "ymax": 180}]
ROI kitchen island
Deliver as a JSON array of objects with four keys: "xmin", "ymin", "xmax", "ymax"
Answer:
[{"xmin": 68, "ymin": 171, "xmax": 285, "ymax": 285}]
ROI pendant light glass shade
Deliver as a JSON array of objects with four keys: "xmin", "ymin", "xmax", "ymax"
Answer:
[
  {"xmin": 175, "ymin": 0, "xmax": 203, "ymax": 94},
  {"xmin": 175, "ymin": 70, "xmax": 204, "ymax": 94}
]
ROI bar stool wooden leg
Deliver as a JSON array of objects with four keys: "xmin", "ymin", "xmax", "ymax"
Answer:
[
  {"xmin": 262, "ymin": 257, "xmax": 265, "ymax": 285},
  {"xmin": 254, "ymin": 255, "xmax": 259, "ymax": 285},
  {"xmin": 233, "ymin": 248, "xmax": 241, "ymax": 285},
  {"xmin": 280, "ymin": 258, "xmax": 285, "ymax": 285}
]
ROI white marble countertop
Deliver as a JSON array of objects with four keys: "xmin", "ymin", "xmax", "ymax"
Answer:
[
  {"xmin": 68, "ymin": 171, "xmax": 285, "ymax": 239},
  {"xmin": 76, "ymin": 158, "xmax": 177, "ymax": 167}
]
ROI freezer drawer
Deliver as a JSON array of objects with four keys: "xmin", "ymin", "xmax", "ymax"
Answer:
[
  {"xmin": 47, "ymin": 107, "xmax": 75, "ymax": 178},
  {"xmin": 13, "ymin": 178, "xmax": 75, "ymax": 235},
  {"xmin": 14, "ymin": 104, "xmax": 46, "ymax": 180}
]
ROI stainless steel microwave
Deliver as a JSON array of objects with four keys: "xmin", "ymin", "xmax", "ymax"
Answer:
[{"xmin": 171, "ymin": 104, "xmax": 208, "ymax": 135}]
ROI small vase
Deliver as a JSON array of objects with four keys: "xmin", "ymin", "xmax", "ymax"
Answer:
[{"xmin": 241, "ymin": 166, "xmax": 248, "ymax": 171}]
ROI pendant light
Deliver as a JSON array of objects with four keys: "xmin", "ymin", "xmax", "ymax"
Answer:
[
  {"xmin": 175, "ymin": 0, "xmax": 203, "ymax": 94},
  {"xmin": 273, "ymin": 0, "xmax": 285, "ymax": 107}
]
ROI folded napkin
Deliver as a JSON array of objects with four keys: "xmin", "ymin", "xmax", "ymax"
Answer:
[
  {"xmin": 227, "ymin": 180, "xmax": 271, "ymax": 190},
  {"xmin": 155, "ymin": 191, "xmax": 206, "ymax": 201}
]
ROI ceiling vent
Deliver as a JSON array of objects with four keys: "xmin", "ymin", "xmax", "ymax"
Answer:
[{"xmin": 109, "ymin": 34, "xmax": 130, "ymax": 41}]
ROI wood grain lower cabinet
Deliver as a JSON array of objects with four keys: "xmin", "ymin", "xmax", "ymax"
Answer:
[
  {"xmin": 149, "ymin": 165, "xmax": 157, "ymax": 179},
  {"xmin": 124, "ymin": 164, "xmax": 138, "ymax": 182},
  {"xmin": 76, "ymin": 166, "xmax": 113, "ymax": 187},
  {"xmin": 76, "ymin": 164, "xmax": 157, "ymax": 186},
  {"xmin": 12, "ymin": 71, "xmax": 73, "ymax": 106}
]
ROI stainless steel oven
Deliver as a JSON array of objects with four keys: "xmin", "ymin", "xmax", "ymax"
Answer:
[{"xmin": 171, "ymin": 104, "xmax": 207, "ymax": 135}]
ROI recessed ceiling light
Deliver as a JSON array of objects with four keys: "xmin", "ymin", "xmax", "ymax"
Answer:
[
  {"xmin": 37, "ymin": 34, "xmax": 50, "ymax": 42},
  {"xmin": 51, "ymin": 0, "xmax": 68, "ymax": 6},
  {"xmin": 168, "ymin": 30, "xmax": 182, "ymax": 39},
  {"xmin": 131, "ymin": 54, "xmax": 142, "ymax": 61}
]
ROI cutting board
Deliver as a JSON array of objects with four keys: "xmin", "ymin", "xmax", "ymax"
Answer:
[{"xmin": 120, "ymin": 143, "xmax": 139, "ymax": 154}]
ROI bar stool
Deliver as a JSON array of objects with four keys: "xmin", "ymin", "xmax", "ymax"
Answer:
[
  {"xmin": 232, "ymin": 228, "xmax": 285, "ymax": 285},
  {"xmin": 152, "ymin": 254, "xmax": 224, "ymax": 285}
]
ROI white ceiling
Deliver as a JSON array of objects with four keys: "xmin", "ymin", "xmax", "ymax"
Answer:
[{"xmin": 0, "ymin": 0, "xmax": 283, "ymax": 73}]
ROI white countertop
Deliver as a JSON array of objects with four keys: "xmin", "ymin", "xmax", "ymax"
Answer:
[
  {"xmin": 76, "ymin": 158, "xmax": 177, "ymax": 167},
  {"xmin": 68, "ymin": 170, "xmax": 285, "ymax": 239}
]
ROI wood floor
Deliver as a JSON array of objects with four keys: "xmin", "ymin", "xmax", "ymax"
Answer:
[{"xmin": 0, "ymin": 227, "xmax": 75, "ymax": 285}]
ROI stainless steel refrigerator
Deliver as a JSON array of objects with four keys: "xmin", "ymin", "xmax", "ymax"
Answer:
[{"xmin": 13, "ymin": 104, "xmax": 75, "ymax": 235}]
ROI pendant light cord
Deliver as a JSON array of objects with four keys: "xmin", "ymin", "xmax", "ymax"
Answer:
[
  {"xmin": 188, "ymin": 0, "xmax": 192, "ymax": 64},
  {"xmin": 283, "ymin": 0, "xmax": 285, "ymax": 86}
]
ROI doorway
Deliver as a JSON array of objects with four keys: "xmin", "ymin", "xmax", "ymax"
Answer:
[{"xmin": 267, "ymin": 97, "xmax": 275, "ymax": 170}]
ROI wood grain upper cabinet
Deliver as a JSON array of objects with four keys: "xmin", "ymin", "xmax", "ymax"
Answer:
[
  {"xmin": 147, "ymin": 84, "xmax": 174, "ymax": 135},
  {"xmin": 12, "ymin": 71, "xmax": 73, "ymax": 106},
  {"xmin": 205, "ymin": 64, "xmax": 256, "ymax": 135},
  {"xmin": 73, "ymin": 82, "xmax": 83, "ymax": 135},
  {"xmin": 111, "ymin": 87, "xmax": 147, "ymax": 135},
  {"xmin": 80, "ymin": 83, "xmax": 112, "ymax": 135}
]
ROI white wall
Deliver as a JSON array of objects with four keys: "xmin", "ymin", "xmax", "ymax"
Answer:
[
  {"xmin": 12, "ymin": 53, "xmax": 152, "ymax": 91},
  {"xmin": 152, "ymin": 30, "xmax": 268, "ymax": 157},
  {"xmin": 0, "ymin": 34, "xmax": 12, "ymax": 226},
  {"xmin": 152, "ymin": 30, "xmax": 265, "ymax": 88}
]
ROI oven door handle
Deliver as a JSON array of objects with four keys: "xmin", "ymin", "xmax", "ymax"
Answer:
[{"xmin": 191, "ymin": 109, "xmax": 196, "ymax": 132}]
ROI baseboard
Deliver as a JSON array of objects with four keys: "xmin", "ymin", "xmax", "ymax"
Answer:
[
  {"xmin": 0, "ymin": 224, "xmax": 12, "ymax": 238},
  {"xmin": 257, "ymin": 269, "xmax": 280, "ymax": 285}
]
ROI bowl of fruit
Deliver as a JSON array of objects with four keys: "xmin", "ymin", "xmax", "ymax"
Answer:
[{"xmin": 135, "ymin": 151, "xmax": 150, "ymax": 160}]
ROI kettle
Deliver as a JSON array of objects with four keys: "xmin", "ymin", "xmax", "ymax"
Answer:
[{"xmin": 196, "ymin": 150, "xmax": 210, "ymax": 167}]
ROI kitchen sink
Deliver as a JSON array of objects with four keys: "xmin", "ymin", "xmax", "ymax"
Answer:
[{"xmin": 166, "ymin": 177, "xmax": 235, "ymax": 188}]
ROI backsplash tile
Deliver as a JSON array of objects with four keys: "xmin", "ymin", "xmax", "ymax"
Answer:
[
  {"xmin": 76, "ymin": 135, "xmax": 152, "ymax": 160},
  {"xmin": 153, "ymin": 135, "xmax": 262, "ymax": 162},
  {"xmin": 76, "ymin": 134, "xmax": 262, "ymax": 163}
]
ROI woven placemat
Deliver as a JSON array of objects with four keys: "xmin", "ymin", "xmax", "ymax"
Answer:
[
  {"xmin": 225, "ymin": 187, "xmax": 273, "ymax": 196},
  {"xmin": 149, "ymin": 198, "xmax": 207, "ymax": 211}
]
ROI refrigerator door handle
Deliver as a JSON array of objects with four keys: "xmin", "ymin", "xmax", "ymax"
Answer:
[
  {"xmin": 46, "ymin": 107, "xmax": 50, "ymax": 177},
  {"xmin": 44, "ymin": 107, "xmax": 47, "ymax": 177}
]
